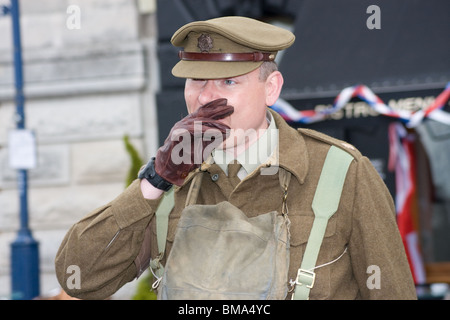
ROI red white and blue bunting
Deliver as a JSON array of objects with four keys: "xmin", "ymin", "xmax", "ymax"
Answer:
[
  {"xmin": 388, "ymin": 122, "xmax": 426, "ymax": 284},
  {"xmin": 271, "ymin": 82, "xmax": 450, "ymax": 128}
]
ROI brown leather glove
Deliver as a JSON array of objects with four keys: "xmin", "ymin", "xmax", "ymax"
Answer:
[{"xmin": 155, "ymin": 98, "xmax": 234, "ymax": 186}]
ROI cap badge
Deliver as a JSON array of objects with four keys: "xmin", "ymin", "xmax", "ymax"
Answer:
[{"xmin": 197, "ymin": 34, "xmax": 213, "ymax": 52}]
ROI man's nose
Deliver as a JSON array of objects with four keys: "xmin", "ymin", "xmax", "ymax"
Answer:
[{"xmin": 198, "ymin": 80, "xmax": 220, "ymax": 105}]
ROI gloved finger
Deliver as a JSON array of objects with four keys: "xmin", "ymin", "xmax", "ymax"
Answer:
[
  {"xmin": 173, "ymin": 117, "xmax": 230, "ymax": 136},
  {"xmin": 193, "ymin": 98, "xmax": 234, "ymax": 120},
  {"xmin": 195, "ymin": 117, "xmax": 230, "ymax": 129}
]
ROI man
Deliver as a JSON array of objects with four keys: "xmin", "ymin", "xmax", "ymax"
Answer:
[{"xmin": 55, "ymin": 16, "xmax": 417, "ymax": 299}]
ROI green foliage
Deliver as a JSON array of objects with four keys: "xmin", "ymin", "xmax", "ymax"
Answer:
[
  {"xmin": 132, "ymin": 272, "xmax": 158, "ymax": 300},
  {"xmin": 123, "ymin": 134, "xmax": 144, "ymax": 187}
]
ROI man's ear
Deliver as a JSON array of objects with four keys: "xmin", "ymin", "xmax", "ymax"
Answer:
[{"xmin": 265, "ymin": 71, "xmax": 284, "ymax": 107}]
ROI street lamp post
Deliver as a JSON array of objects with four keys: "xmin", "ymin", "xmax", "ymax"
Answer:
[{"xmin": 2, "ymin": 0, "xmax": 40, "ymax": 300}]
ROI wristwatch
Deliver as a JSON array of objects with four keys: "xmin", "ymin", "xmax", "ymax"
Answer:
[{"xmin": 138, "ymin": 157, "xmax": 173, "ymax": 192}]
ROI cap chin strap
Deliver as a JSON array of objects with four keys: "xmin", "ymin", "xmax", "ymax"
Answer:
[{"xmin": 178, "ymin": 51, "xmax": 275, "ymax": 62}]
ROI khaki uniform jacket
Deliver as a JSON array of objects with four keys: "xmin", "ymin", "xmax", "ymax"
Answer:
[{"xmin": 55, "ymin": 110, "xmax": 417, "ymax": 300}]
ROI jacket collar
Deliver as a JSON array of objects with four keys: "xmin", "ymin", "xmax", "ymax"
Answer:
[{"xmin": 269, "ymin": 108, "xmax": 309, "ymax": 184}]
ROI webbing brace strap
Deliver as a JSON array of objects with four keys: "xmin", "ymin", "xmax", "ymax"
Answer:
[
  {"xmin": 149, "ymin": 186, "xmax": 174, "ymax": 279},
  {"xmin": 292, "ymin": 146, "xmax": 353, "ymax": 300}
]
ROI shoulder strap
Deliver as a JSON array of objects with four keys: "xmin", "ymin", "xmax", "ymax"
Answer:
[
  {"xmin": 149, "ymin": 186, "xmax": 174, "ymax": 280},
  {"xmin": 155, "ymin": 187, "xmax": 175, "ymax": 255},
  {"xmin": 292, "ymin": 145, "xmax": 353, "ymax": 300}
]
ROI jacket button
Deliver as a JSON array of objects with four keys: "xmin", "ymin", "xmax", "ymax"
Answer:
[{"xmin": 211, "ymin": 174, "xmax": 219, "ymax": 182}]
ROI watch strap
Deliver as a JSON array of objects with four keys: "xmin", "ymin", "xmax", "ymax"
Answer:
[{"xmin": 138, "ymin": 157, "xmax": 173, "ymax": 192}]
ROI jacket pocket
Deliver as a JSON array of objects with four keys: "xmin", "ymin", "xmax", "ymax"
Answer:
[{"xmin": 289, "ymin": 214, "xmax": 337, "ymax": 247}]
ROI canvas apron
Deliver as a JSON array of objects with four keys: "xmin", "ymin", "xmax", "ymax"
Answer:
[{"xmin": 152, "ymin": 162, "xmax": 292, "ymax": 300}]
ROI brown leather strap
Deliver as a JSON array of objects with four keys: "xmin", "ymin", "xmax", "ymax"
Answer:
[{"xmin": 178, "ymin": 51, "xmax": 275, "ymax": 62}]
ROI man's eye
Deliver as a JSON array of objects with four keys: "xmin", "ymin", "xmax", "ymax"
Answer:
[{"xmin": 224, "ymin": 79, "xmax": 236, "ymax": 85}]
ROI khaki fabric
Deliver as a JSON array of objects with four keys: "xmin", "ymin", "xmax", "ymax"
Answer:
[
  {"xmin": 158, "ymin": 202, "xmax": 290, "ymax": 300},
  {"xmin": 171, "ymin": 16, "xmax": 295, "ymax": 79},
  {"xmin": 55, "ymin": 110, "xmax": 417, "ymax": 300}
]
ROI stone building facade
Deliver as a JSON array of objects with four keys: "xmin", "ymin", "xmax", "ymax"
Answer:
[{"xmin": 0, "ymin": 0, "xmax": 159, "ymax": 299}]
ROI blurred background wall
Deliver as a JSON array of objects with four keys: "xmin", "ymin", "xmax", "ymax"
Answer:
[{"xmin": 0, "ymin": 0, "xmax": 159, "ymax": 299}]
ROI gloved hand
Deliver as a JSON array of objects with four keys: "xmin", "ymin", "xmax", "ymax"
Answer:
[{"xmin": 155, "ymin": 98, "xmax": 234, "ymax": 186}]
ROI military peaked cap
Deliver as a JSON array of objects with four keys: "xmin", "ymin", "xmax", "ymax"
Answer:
[{"xmin": 171, "ymin": 16, "xmax": 295, "ymax": 79}]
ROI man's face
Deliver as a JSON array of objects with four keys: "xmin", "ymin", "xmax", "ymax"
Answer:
[{"xmin": 184, "ymin": 68, "xmax": 273, "ymax": 150}]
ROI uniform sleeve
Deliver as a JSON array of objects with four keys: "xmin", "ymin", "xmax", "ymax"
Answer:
[
  {"xmin": 348, "ymin": 156, "xmax": 417, "ymax": 299},
  {"xmin": 54, "ymin": 179, "xmax": 162, "ymax": 300}
]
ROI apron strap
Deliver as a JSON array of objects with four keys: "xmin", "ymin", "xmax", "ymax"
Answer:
[
  {"xmin": 185, "ymin": 155, "xmax": 214, "ymax": 207},
  {"xmin": 149, "ymin": 186, "xmax": 174, "ymax": 281},
  {"xmin": 292, "ymin": 145, "xmax": 353, "ymax": 300}
]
